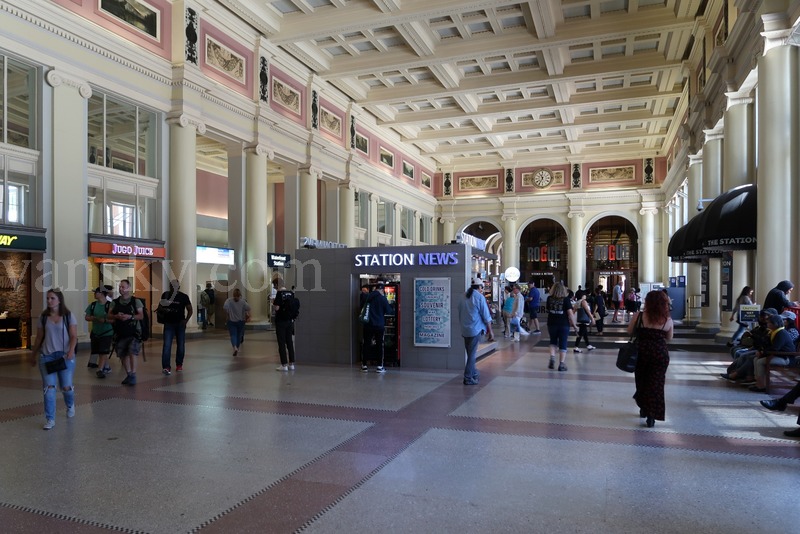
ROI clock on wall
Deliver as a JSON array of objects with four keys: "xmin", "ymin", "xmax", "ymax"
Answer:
[{"xmin": 533, "ymin": 168, "xmax": 553, "ymax": 188}]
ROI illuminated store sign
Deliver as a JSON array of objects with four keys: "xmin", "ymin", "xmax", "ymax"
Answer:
[
  {"xmin": 300, "ymin": 237, "xmax": 347, "ymax": 249},
  {"xmin": 89, "ymin": 240, "xmax": 166, "ymax": 259},
  {"xmin": 0, "ymin": 233, "xmax": 46, "ymax": 251},
  {"xmin": 527, "ymin": 246, "xmax": 560, "ymax": 262},
  {"xmin": 354, "ymin": 251, "xmax": 459, "ymax": 267},
  {"xmin": 593, "ymin": 245, "xmax": 630, "ymax": 261}
]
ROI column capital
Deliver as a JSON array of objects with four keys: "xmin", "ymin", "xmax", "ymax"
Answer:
[
  {"xmin": 703, "ymin": 129, "xmax": 724, "ymax": 143},
  {"xmin": 394, "ymin": 203, "xmax": 403, "ymax": 213},
  {"xmin": 339, "ymin": 181, "xmax": 357, "ymax": 192},
  {"xmin": 46, "ymin": 69, "xmax": 92, "ymax": 99},
  {"xmin": 369, "ymin": 193, "xmax": 380, "ymax": 202},
  {"xmin": 414, "ymin": 210, "xmax": 421, "ymax": 219},
  {"xmin": 725, "ymin": 94, "xmax": 753, "ymax": 109},
  {"xmin": 639, "ymin": 207, "xmax": 659, "ymax": 216},
  {"xmin": 501, "ymin": 215, "xmax": 517, "ymax": 222},
  {"xmin": 167, "ymin": 113, "xmax": 207, "ymax": 134},
  {"xmin": 688, "ymin": 153, "xmax": 703, "ymax": 166},
  {"xmin": 244, "ymin": 144, "xmax": 274, "ymax": 159},
  {"xmin": 439, "ymin": 216, "xmax": 456, "ymax": 224},
  {"xmin": 567, "ymin": 211, "xmax": 585, "ymax": 219},
  {"xmin": 300, "ymin": 165, "xmax": 322, "ymax": 180}
]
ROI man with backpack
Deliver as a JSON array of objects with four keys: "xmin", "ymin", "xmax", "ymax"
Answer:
[
  {"xmin": 273, "ymin": 284, "xmax": 299, "ymax": 371},
  {"xmin": 85, "ymin": 286, "xmax": 114, "ymax": 378},
  {"xmin": 108, "ymin": 279, "xmax": 144, "ymax": 386}
]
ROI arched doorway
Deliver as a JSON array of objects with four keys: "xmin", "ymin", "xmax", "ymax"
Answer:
[
  {"xmin": 519, "ymin": 219, "xmax": 568, "ymax": 290},
  {"xmin": 585, "ymin": 216, "xmax": 639, "ymax": 295}
]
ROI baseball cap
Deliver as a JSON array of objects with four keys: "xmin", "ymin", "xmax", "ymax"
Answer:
[
  {"xmin": 781, "ymin": 310, "xmax": 796, "ymax": 321},
  {"xmin": 761, "ymin": 308, "xmax": 778, "ymax": 316},
  {"xmin": 471, "ymin": 276, "xmax": 483, "ymax": 287},
  {"xmin": 94, "ymin": 286, "xmax": 108, "ymax": 295}
]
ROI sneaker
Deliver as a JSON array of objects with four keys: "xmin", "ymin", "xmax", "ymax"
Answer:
[
  {"xmin": 125, "ymin": 374, "xmax": 137, "ymax": 386},
  {"xmin": 162, "ymin": 368, "xmax": 171, "ymax": 376},
  {"xmin": 276, "ymin": 365, "xmax": 288, "ymax": 371},
  {"xmin": 87, "ymin": 363, "xmax": 99, "ymax": 369},
  {"xmin": 43, "ymin": 419, "xmax": 55, "ymax": 430},
  {"xmin": 288, "ymin": 363, "xmax": 295, "ymax": 370},
  {"xmin": 66, "ymin": 405, "xmax": 75, "ymax": 418},
  {"xmin": 102, "ymin": 366, "xmax": 112, "ymax": 375},
  {"xmin": 176, "ymin": 365, "xmax": 183, "ymax": 372},
  {"xmin": 573, "ymin": 348, "xmax": 582, "ymax": 353},
  {"xmin": 784, "ymin": 427, "xmax": 800, "ymax": 438},
  {"xmin": 558, "ymin": 363, "xmax": 568, "ymax": 372},
  {"xmin": 121, "ymin": 374, "xmax": 131, "ymax": 385},
  {"xmin": 532, "ymin": 330, "xmax": 542, "ymax": 334},
  {"xmin": 96, "ymin": 370, "xmax": 107, "ymax": 379},
  {"xmin": 361, "ymin": 365, "xmax": 368, "ymax": 372},
  {"xmin": 232, "ymin": 349, "xmax": 238, "ymax": 357},
  {"xmin": 587, "ymin": 345, "xmax": 596, "ymax": 351},
  {"xmin": 548, "ymin": 359, "xmax": 555, "ymax": 370},
  {"xmin": 376, "ymin": 366, "xmax": 386, "ymax": 373},
  {"xmin": 760, "ymin": 399, "xmax": 786, "ymax": 412},
  {"xmin": 463, "ymin": 379, "xmax": 479, "ymax": 385}
]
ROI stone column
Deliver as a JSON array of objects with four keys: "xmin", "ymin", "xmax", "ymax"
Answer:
[
  {"xmin": 502, "ymin": 215, "xmax": 518, "ymax": 274},
  {"xmin": 757, "ymin": 40, "xmax": 798, "ymax": 299},
  {"xmin": 639, "ymin": 208, "xmax": 657, "ymax": 284},
  {"xmin": 441, "ymin": 216, "xmax": 455, "ymax": 246},
  {"xmin": 721, "ymin": 95, "xmax": 755, "ymax": 336},
  {"xmin": 227, "ymin": 147, "xmax": 245, "ymax": 291},
  {"xmin": 685, "ymin": 154, "xmax": 703, "ymax": 323},
  {"xmin": 698, "ymin": 131, "xmax": 723, "ymax": 333},
  {"xmin": 299, "ymin": 167, "xmax": 319, "ymax": 240},
  {"xmin": 567, "ymin": 211, "xmax": 584, "ymax": 290},
  {"xmin": 46, "ymin": 69, "xmax": 92, "ymax": 326},
  {"xmin": 338, "ymin": 183, "xmax": 355, "ymax": 247},
  {"xmin": 166, "ymin": 116, "xmax": 202, "ymax": 327},
  {"xmin": 244, "ymin": 145, "xmax": 269, "ymax": 322}
]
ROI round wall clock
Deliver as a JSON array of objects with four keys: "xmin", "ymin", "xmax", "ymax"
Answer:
[{"xmin": 533, "ymin": 168, "xmax": 553, "ymax": 188}]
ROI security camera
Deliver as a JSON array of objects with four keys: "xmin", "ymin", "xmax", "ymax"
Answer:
[{"xmin": 696, "ymin": 201, "xmax": 703, "ymax": 212}]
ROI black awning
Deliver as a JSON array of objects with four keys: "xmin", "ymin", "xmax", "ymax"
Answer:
[
  {"xmin": 668, "ymin": 215, "xmax": 706, "ymax": 263},
  {"xmin": 697, "ymin": 184, "xmax": 757, "ymax": 251}
]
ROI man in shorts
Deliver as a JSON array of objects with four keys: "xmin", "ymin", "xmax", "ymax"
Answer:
[{"xmin": 108, "ymin": 279, "xmax": 143, "ymax": 386}]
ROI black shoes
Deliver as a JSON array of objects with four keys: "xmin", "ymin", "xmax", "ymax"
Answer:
[
  {"xmin": 639, "ymin": 409, "xmax": 646, "ymax": 418},
  {"xmin": 783, "ymin": 427, "xmax": 800, "ymax": 438},
  {"xmin": 646, "ymin": 416, "xmax": 655, "ymax": 428},
  {"xmin": 760, "ymin": 399, "xmax": 786, "ymax": 412}
]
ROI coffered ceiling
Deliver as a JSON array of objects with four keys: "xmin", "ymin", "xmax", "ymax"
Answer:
[{"xmin": 223, "ymin": 0, "xmax": 702, "ymax": 171}]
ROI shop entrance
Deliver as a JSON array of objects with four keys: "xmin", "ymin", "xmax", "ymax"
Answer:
[
  {"xmin": 585, "ymin": 216, "xmax": 638, "ymax": 295},
  {"xmin": 518, "ymin": 219, "xmax": 568, "ymax": 286},
  {"xmin": 356, "ymin": 273, "xmax": 400, "ymax": 367}
]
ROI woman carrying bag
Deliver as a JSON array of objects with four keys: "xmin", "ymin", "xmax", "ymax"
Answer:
[
  {"xmin": 628, "ymin": 290, "xmax": 673, "ymax": 428},
  {"xmin": 30, "ymin": 288, "xmax": 78, "ymax": 430},
  {"xmin": 573, "ymin": 290, "xmax": 596, "ymax": 352}
]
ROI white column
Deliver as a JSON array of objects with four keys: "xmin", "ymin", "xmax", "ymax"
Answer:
[
  {"xmin": 393, "ymin": 204, "xmax": 403, "ymax": 245},
  {"xmin": 757, "ymin": 42, "xmax": 799, "ymax": 299},
  {"xmin": 639, "ymin": 208, "xmax": 657, "ymax": 284},
  {"xmin": 686, "ymin": 155, "xmax": 702, "ymax": 323},
  {"xmin": 299, "ymin": 167, "xmax": 318, "ymax": 240},
  {"xmin": 339, "ymin": 183, "xmax": 355, "ymax": 247},
  {"xmin": 227, "ymin": 147, "xmax": 245, "ymax": 291},
  {"xmin": 502, "ymin": 215, "xmax": 518, "ymax": 274},
  {"xmin": 567, "ymin": 212, "xmax": 584, "ymax": 290},
  {"xmin": 167, "ymin": 116, "xmax": 201, "ymax": 327},
  {"xmin": 244, "ymin": 146, "xmax": 269, "ymax": 322},
  {"xmin": 698, "ymin": 132, "xmax": 723, "ymax": 332},
  {"xmin": 413, "ymin": 211, "xmax": 422, "ymax": 245},
  {"xmin": 46, "ymin": 70, "xmax": 92, "ymax": 326},
  {"xmin": 440, "ymin": 216, "xmax": 455, "ymax": 246}
]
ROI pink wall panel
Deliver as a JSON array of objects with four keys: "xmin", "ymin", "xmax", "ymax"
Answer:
[
  {"xmin": 199, "ymin": 22, "xmax": 254, "ymax": 97},
  {"xmin": 269, "ymin": 67, "xmax": 306, "ymax": 127},
  {"xmin": 52, "ymin": 0, "xmax": 172, "ymax": 59},
  {"xmin": 318, "ymin": 98, "xmax": 345, "ymax": 146}
]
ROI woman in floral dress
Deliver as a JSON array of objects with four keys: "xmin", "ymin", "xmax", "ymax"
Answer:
[{"xmin": 628, "ymin": 290, "xmax": 674, "ymax": 428}]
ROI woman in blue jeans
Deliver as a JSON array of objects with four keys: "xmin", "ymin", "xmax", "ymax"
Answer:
[
  {"xmin": 223, "ymin": 288, "xmax": 251, "ymax": 356},
  {"xmin": 545, "ymin": 282, "xmax": 577, "ymax": 371},
  {"xmin": 727, "ymin": 285, "xmax": 753, "ymax": 347},
  {"xmin": 30, "ymin": 288, "xmax": 78, "ymax": 430}
]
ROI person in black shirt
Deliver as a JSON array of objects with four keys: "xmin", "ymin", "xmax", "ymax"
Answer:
[
  {"xmin": 273, "ymin": 285, "xmax": 297, "ymax": 371},
  {"xmin": 361, "ymin": 282, "xmax": 392, "ymax": 373},
  {"xmin": 159, "ymin": 279, "xmax": 192, "ymax": 375}
]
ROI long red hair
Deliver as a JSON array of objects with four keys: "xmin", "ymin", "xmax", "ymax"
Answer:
[{"xmin": 644, "ymin": 290, "xmax": 670, "ymax": 323}]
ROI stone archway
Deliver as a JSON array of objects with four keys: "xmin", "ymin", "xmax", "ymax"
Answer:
[
  {"xmin": 519, "ymin": 218, "xmax": 568, "ymax": 290},
  {"xmin": 585, "ymin": 215, "xmax": 639, "ymax": 295}
]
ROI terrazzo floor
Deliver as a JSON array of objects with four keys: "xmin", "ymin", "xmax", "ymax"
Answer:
[{"xmin": 0, "ymin": 324, "xmax": 798, "ymax": 533}]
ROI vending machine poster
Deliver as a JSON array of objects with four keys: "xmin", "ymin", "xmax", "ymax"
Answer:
[{"xmin": 413, "ymin": 278, "xmax": 451, "ymax": 347}]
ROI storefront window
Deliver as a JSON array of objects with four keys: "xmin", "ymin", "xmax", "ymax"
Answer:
[
  {"xmin": 87, "ymin": 91, "xmax": 159, "ymax": 178},
  {"xmin": 1, "ymin": 57, "xmax": 37, "ymax": 150},
  {"xmin": 89, "ymin": 183, "xmax": 157, "ymax": 239},
  {"xmin": 0, "ymin": 155, "xmax": 36, "ymax": 226},
  {"xmin": 400, "ymin": 206, "xmax": 412, "ymax": 240},
  {"xmin": 356, "ymin": 190, "xmax": 368, "ymax": 229},
  {"xmin": 519, "ymin": 219, "xmax": 568, "ymax": 288},
  {"xmin": 378, "ymin": 199, "xmax": 393, "ymax": 235}
]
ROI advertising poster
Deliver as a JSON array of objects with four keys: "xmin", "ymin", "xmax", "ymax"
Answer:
[{"xmin": 414, "ymin": 278, "xmax": 451, "ymax": 347}]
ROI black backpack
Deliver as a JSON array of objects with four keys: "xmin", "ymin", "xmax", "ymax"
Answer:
[
  {"xmin": 280, "ymin": 291, "xmax": 300, "ymax": 320},
  {"xmin": 112, "ymin": 297, "xmax": 145, "ymax": 340}
]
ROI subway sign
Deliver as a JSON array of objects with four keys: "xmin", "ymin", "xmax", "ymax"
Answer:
[{"xmin": 0, "ymin": 233, "xmax": 46, "ymax": 251}]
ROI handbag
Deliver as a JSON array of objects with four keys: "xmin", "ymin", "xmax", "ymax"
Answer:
[
  {"xmin": 359, "ymin": 301, "xmax": 370, "ymax": 324},
  {"xmin": 616, "ymin": 313, "xmax": 643, "ymax": 373},
  {"xmin": 45, "ymin": 356, "xmax": 67, "ymax": 374}
]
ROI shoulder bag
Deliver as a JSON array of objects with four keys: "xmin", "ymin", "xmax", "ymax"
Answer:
[
  {"xmin": 44, "ymin": 314, "xmax": 71, "ymax": 374},
  {"xmin": 616, "ymin": 313, "xmax": 643, "ymax": 373}
]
